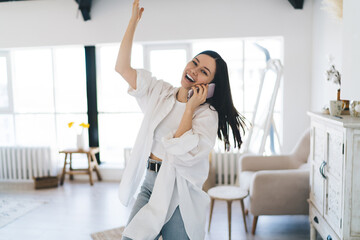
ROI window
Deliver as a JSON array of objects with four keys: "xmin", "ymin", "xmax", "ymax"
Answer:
[
  {"xmin": 97, "ymin": 44, "xmax": 191, "ymax": 166},
  {"xmin": 0, "ymin": 52, "xmax": 11, "ymax": 111},
  {"xmin": 0, "ymin": 52, "xmax": 14, "ymax": 146},
  {"xmin": 53, "ymin": 47, "xmax": 88, "ymax": 150},
  {"xmin": 193, "ymin": 38, "xmax": 283, "ymax": 153},
  {"xmin": 12, "ymin": 49, "xmax": 55, "ymax": 113},
  {"xmin": 97, "ymin": 44, "xmax": 143, "ymax": 167},
  {"xmin": 1, "ymin": 37, "xmax": 283, "ymax": 168},
  {"xmin": 0, "ymin": 114, "xmax": 15, "ymax": 146},
  {"xmin": 144, "ymin": 44, "xmax": 190, "ymax": 86},
  {"xmin": 0, "ymin": 47, "xmax": 88, "ymax": 155},
  {"xmin": 97, "ymin": 38, "xmax": 283, "ymax": 165}
]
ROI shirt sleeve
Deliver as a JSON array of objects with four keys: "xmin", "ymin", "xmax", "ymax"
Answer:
[
  {"xmin": 127, "ymin": 69, "xmax": 158, "ymax": 112},
  {"xmin": 161, "ymin": 106, "xmax": 218, "ymax": 166}
]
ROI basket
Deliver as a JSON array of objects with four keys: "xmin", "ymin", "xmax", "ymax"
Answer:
[{"xmin": 33, "ymin": 176, "xmax": 59, "ymax": 189}]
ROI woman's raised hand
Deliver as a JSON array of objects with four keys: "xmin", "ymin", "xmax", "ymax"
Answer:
[
  {"xmin": 186, "ymin": 84, "xmax": 209, "ymax": 112},
  {"xmin": 131, "ymin": 0, "xmax": 144, "ymax": 23}
]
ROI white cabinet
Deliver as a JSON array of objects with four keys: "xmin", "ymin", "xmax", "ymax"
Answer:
[{"xmin": 308, "ymin": 112, "xmax": 360, "ymax": 240}]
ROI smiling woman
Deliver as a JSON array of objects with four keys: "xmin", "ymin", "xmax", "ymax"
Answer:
[{"xmin": 114, "ymin": 0, "xmax": 246, "ymax": 239}]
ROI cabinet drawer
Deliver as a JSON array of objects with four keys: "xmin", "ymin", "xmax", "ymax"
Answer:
[{"xmin": 310, "ymin": 204, "xmax": 340, "ymax": 240}]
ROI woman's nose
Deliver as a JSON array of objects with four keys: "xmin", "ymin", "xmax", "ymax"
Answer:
[{"xmin": 190, "ymin": 68, "xmax": 198, "ymax": 75}]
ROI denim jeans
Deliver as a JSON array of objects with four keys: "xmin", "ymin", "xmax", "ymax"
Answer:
[{"xmin": 121, "ymin": 159, "xmax": 189, "ymax": 240}]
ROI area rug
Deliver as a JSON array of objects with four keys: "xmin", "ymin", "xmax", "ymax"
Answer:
[
  {"xmin": 91, "ymin": 227, "xmax": 125, "ymax": 240},
  {"xmin": 91, "ymin": 227, "xmax": 163, "ymax": 240},
  {"xmin": 0, "ymin": 197, "xmax": 46, "ymax": 228}
]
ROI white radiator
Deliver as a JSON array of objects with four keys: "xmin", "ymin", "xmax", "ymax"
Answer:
[
  {"xmin": 211, "ymin": 150, "xmax": 242, "ymax": 185},
  {"xmin": 0, "ymin": 147, "xmax": 57, "ymax": 181}
]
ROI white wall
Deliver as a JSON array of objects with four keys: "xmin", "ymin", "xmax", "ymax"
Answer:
[
  {"xmin": 311, "ymin": 0, "xmax": 343, "ymax": 111},
  {"xmin": 0, "ymin": 0, "xmax": 313, "ymax": 153},
  {"xmin": 342, "ymin": 0, "xmax": 360, "ymax": 100}
]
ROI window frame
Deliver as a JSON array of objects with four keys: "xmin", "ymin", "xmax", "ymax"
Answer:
[
  {"xmin": 143, "ymin": 43, "xmax": 192, "ymax": 70},
  {"xmin": 0, "ymin": 51, "xmax": 14, "ymax": 113}
]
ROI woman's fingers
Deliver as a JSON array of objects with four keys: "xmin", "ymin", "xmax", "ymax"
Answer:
[
  {"xmin": 197, "ymin": 84, "xmax": 206, "ymax": 95},
  {"xmin": 187, "ymin": 84, "xmax": 209, "ymax": 110},
  {"xmin": 139, "ymin": 7, "xmax": 144, "ymax": 19},
  {"xmin": 192, "ymin": 84, "xmax": 208, "ymax": 101},
  {"xmin": 131, "ymin": 0, "xmax": 144, "ymax": 22},
  {"xmin": 203, "ymin": 84, "xmax": 209, "ymax": 100},
  {"xmin": 191, "ymin": 86, "xmax": 197, "ymax": 96}
]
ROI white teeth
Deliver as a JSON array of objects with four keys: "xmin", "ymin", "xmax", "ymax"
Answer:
[{"xmin": 186, "ymin": 74, "xmax": 195, "ymax": 82}]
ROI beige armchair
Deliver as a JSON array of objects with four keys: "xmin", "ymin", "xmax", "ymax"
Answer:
[{"xmin": 239, "ymin": 130, "xmax": 310, "ymax": 234}]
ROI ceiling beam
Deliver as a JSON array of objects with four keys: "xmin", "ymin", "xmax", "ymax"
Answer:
[
  {"xmin": 75, "ymin": 0, "xmax": 92, "ymax": 21},
  {"xmin": 288, "ymin": 0, "xmax": 304, "ymax": 9}
]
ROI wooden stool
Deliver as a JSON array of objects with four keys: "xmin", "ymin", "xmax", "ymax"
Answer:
[
  {"xmin": 208, "ymin": 186, "xmax": 248, "ymax": 240},
  {"xmin": 59, "ymin": 147, "xmax": 102, "ymax": 186}
]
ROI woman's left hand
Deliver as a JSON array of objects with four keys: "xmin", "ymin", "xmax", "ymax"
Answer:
[{"xmin": 186, "ymin": 84, "xmax": 208, "ymax": 112}]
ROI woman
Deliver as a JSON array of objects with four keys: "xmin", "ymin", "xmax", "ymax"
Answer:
[{"xmin": 116, "ymin": 1, "xmax": 246, "ymax": 239}]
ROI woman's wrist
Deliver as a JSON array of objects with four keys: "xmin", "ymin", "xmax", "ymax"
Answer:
[
  {"xmin": 128, "ymin": 18, "xmax": 138, "ymax": 28},
  {"xmin": 185, "ymin": 105, "xmax": 195, "ymax": 115}
]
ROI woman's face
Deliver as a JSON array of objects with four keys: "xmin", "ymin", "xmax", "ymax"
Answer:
[{"xmin": 181, "ymin": 54, "xmax": 216, "ymax": 89}]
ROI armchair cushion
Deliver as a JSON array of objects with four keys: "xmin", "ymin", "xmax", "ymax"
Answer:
[
  {"xmin": 240, "ymin": 154, "xmax": 296, "ymax": 172},
  {"xmin": 249, "ymin": 169, "xmax": 309, "ymax": 216}
]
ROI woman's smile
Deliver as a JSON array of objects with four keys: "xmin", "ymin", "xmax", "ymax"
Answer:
[{"xmin": 185, "ymin": 73, "xmax": 195, "ymax": 83}]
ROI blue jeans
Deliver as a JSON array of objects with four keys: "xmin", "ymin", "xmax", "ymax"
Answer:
[{"xmin": 121, "ymin": 159, "xmax": 189, "ymax": 240}]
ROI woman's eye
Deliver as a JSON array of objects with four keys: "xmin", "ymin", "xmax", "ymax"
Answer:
[
  {"xmin": 201, "ymin": 70, "xmax": 208, "ymax": 76},
  {"xmin": 192, "ymin": 60, "xmax": 198, "ymax": 66}
]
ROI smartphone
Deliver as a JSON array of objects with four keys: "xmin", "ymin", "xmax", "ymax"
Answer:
[{"xmin": 187, "ymin": 83, "xmax": 216, "ymax": 100}]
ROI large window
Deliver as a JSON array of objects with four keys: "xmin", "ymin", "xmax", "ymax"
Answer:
[
  {"xmin": 1, "ymin": 37, "xmax": 283, "ymax": 167},
  {"xmin": 97, "ymin": 37, "xmax": 283, "ymax": 165},
  {"xmin": 0, "ymin": 47, "xmax": 88, "ymax": 153},
  {"xmin": 192, "ymin": 38, "xmax": 283, "ymax": 153}
]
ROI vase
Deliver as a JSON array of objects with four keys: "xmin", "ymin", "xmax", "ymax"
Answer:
[
  {"xmin": 337, "ymin": 89, "xmax": 350, "ymax": 110},
  {"xmin": 350, "ymin": 100, "xmax": 360, "ymax": 117},
  {"xmin": 77, "ymin": 132, "xmax": 86, "ymax": 149}
]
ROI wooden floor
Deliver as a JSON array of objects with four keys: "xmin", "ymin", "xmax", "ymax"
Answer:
[{"xmin": 0, "ymin": 180, "xmax": 321, "ymax": 240}]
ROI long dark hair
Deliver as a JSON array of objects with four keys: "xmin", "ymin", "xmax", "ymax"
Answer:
[{"xmin": 197, "ymin": 50, "xmax": 247, "ymax": 151}]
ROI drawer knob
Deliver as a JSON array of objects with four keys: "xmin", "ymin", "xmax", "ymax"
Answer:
[
  {"xmin": 313, "ymin": 216, "xmax": 319, "ymax": 224},
  {"xmin": 327, "ymin": 235, "xmax": 332, "ymax": 240}
]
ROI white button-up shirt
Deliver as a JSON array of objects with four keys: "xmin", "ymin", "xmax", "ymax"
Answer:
[{"xmin": 118, "ymin": 69, "xmax": 218, "ymax": 240}]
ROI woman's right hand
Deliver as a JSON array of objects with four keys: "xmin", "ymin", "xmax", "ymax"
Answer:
[
  {"xmin": 186, "ymin": 84, "xmax": 209, "ymax": 112},
  {"xmin": 131, "ymin": 0, "xmax": 144, "ymax": 23}
]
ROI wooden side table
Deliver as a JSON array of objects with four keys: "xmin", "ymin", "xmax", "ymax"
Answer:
[
  {"xmin": 59, "ymin": 147, "xmax": 102, "ymax": 186},
  {"xmin": 208, "ymin": 186, "xmax": 248, "ymax": 240}
]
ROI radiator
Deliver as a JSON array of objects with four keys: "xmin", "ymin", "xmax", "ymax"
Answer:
[
  {"xmin": 0, "ymin": 147, "xmax": 57, "ymax": 181},
  {"xmin": 211, "ymin": 150, "xmax": 242, "ymax": 185}
]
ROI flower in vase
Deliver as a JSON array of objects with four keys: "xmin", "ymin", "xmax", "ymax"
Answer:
[
  {"xmin": 68, "ymin": 122, "xmax": 90, "ymax": 149},
  {"xmin": 68, "ymin": 122, "xmax": 90, "ymax": 134}
]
